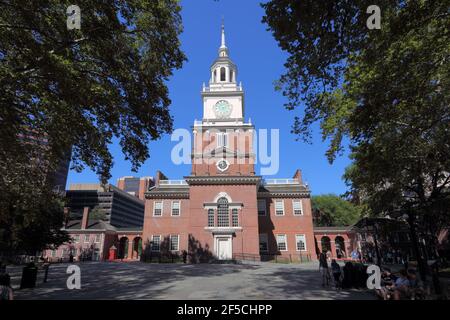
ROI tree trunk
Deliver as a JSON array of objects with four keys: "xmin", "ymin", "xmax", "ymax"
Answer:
[{"xmin": 407, "ymin": 211, "xmax": 427, "ymax": 282}]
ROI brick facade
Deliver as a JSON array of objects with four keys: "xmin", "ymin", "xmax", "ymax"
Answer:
[{"xmin": 141, "ymin": 26, "xmax": 316, "ymax": 262}]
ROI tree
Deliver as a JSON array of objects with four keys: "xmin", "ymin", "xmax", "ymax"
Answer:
[
  {"xmin": 262, "ymin": 2, "xmax": 449, "ymax": 232},
  {"xmin": 312, "ymin": 194, "xmax": 362, "ymax": 227},
  {"xmin": 263, "ymin": 1, "xmax": 449, "ymax": 280},
  {"xmin": 1, "ymin": 0, "xmax": 186, "ymax": 183},
  {"xmin": 88, "ymin": 206, "xmax": 107, "ymax": 222},
  {"xmin": 0, "ymin": 0, "xmax": 186, "ymax": 254}
]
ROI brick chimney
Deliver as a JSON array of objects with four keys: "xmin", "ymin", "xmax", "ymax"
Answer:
[
  {"xmin": 293, "ymin": 169, "xmax": 303, "ymax": 184},
  {"xmin": 81, "ymin": 206, "xmax": 90, "ymax": 230},
  {"xmin": 155, "ymin": 171, "xmax": 168, "ymax": 186},
  {"xmin": 63, "ymin": 207, "xmax": 70, "ymax": 227}
]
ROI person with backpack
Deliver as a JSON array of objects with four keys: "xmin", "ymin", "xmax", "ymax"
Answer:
[
  {"xmin": 331, "ymin": 259, "xmax": 342, "ymax": 290},
  {"xmin": 0, "ymin": 273, "xmax": 14, "ymax": 300}
]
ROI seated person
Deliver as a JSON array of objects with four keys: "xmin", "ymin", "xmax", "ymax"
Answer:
[
  {"xmin": 391, "ymin": 270, "xmax": 410, "ymax": 300},
  {"xmin": 375, "ymin": 269, "xmax": 395, "ymax": 300},
  {"xmin": 407, "ymin": 269, "xmax": 425, "ymax": 300}
]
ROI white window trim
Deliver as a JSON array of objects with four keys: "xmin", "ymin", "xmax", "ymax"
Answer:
[
  {"xmin": 170, "ymin": 234, "xmax": 180, "ymax": 251},
  {"xmin": 292, "ymin": 199, "xmax": 303, "ymax": 216},
  {"xmin": 276, "ymin": 234, "xmax": 288, "ymax": 251},
  {"xmin": 153, "ymin": 201, "xmax": 163, "ymax": 217},
  {"xmin": 295, "ymin": 234, "xmax": 307, "ymax": 251},
  {"xmin": 257, "ymin": 199, "xmax": 267, "ymax": 216},
  {"xmin": 151, "ymin": 235, "xmax": 161, "ymax": 252},
  {"xmin": 84, "ymin": 235, "xmax": 90, "ymax": 243},
  {"xmin": 259, "ymin": 233, "xmax": 269, "ymax": 252},
  {"xmin": 275, "ymin": 199, "xmax": 285, "ymax": 216},
  {"xmin": 171, "ymin": 200, "xmax": 181, "ymax": 216}
]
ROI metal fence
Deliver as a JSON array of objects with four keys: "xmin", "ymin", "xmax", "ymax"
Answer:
[{"xmin": 233, "ymin": 253, "xmax": 313, "ymax": 263}]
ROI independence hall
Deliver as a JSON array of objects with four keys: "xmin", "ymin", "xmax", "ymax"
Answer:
[{"xmin": 142, "ymin": 25, "xmax": 315, "ymax": 262}]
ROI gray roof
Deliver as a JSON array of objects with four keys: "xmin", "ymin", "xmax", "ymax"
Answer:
[{"xmin": 64, "ymin": 219, "xmax": 117, "ymax": 232}]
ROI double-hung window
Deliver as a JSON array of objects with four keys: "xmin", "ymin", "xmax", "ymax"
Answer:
[
  {"xmin": 170, "ymin": 235, "xmax": 179, "ymax": 251},
  {"xmin": 171, "ymin": 201, "xmax": 180, "ymax": 216},
  {"xmin": 151, "ymin": 235, "xmax": 161, "ymax": 251},
  {"xmin": 275, "ymin": 200, "xmax": 285, "ymax": 216},
  {"xmin": 259, "ymin": 234, "xmax": 268, "ymax": 252},
  {"xmin": 153, "ymin": 201, "xmax": 163, "ymax": 216},
  {"xmin": 293, "ymin": 200, "xmax": 303, "ymax": 215},
  {"xmin": 295, "ymin": 234, "xmax": 307, "ymax": 251},
  {"xmin": 276, "ymin": 234, "xmax": 287, "ymax": 251},
  {"xmin": 257, "ymin": 199, "xmax": 266, "ymax": 216}
]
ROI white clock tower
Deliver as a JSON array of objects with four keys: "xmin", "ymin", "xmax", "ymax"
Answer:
[
  {"xmin": 201, "ymin": 23, "xmax": 245, "ymax": 122},
  {"xmin": 192, "ymin": 22, "xmax": 255, "ymax": 176}
]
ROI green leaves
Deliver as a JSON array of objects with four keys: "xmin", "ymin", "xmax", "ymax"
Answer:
[
  {"xmin": 0, "ymin": 0, "xmax": 186, "ymax": 183},
  {"xmin": 0, "ymin": 0, "xmax": 186, "ymax": 253},
  {"xmin": 312, "ymin": 194, "xmax": 362, "ymax": 227},
  {"xmin": 263, "ymin": 1, "xmax": 450, "ymax": 233}
]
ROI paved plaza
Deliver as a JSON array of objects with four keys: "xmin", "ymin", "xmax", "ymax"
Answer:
[{"xmin": 8, "ymin": 261, "xmax": 375, "ymax": 300}]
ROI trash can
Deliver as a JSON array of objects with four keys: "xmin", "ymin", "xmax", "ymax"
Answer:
[{"xmin": 20, "ymin": 263, "xmax": 38, "ymax": 289}]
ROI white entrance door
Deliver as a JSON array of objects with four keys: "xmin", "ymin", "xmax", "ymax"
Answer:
[{"xmin": 216, "ymin": 237, "xmax": 232, "ymax": 260}]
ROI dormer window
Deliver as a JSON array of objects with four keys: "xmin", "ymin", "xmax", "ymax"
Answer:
[{"xmin": 220, "ymin": 67, "xmax": 226, "ymax": 81}]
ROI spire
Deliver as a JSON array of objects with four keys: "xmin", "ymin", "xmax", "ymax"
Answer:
[
  {"xmin": 218, "ymin": 18, "xmax": 229, "ymax": 57},
  {"xmin": 220, "ymin": 18, "xmax": 226, "ymax": 49}
]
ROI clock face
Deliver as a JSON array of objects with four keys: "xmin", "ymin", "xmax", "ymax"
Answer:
[
  {"xmin": 216, "ymin": 159, "xmax": 229, "ymax": 172},
  {"xmin": 214, "ymin": 100, "xmax": 232, "ymax": 119}
]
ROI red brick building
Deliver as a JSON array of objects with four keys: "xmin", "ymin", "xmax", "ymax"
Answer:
[
  {"xmin": 44, "ymin": 206, "xmax": 143, "ymax": 262},
  {"xmin": 142, "ymin": 25, "xmax": 316, "ymax": 262},
  {"xmin": 313, "ymin": 227, "xmax": 359, "ymax": 260}
]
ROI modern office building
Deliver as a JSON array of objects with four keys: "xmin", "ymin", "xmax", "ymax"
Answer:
[
  {"xmin": 117, "ymin": 176, "xmax": 154, "ymax": 201},
  {"xmin": 67, "ymin": 183, "xmax": 145, "ymax": 228}
]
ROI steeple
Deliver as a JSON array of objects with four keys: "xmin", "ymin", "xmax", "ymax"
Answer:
[
  {"xmin": 220, "ymin": 19, "xmax": 226, "ymax": 47},
  {"xmin": 208, "ymin": 19, "xmax": 238, "ymax": 87},
  {"xmin": 218, "ymin": 19, "xmax": 229, "ymax": 57}
]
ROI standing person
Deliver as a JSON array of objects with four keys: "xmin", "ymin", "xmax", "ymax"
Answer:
[
  {"xmin": 331, "ymin": 259, "xmax": 342, "ymax": 290},
  {"xmin": 387, "ymin": 250, "xmax": 393, "ymax": 264},
  {"xmin": 319, "ymin": 252, "xmax": 330, "ymax": 287},
  {"xmin": 326, "ymin": 250, "xmax": 332, "ymax": 263},
  {"xmin": 0, "ymin": 273, "xmax": 14, "ymax": 300}
]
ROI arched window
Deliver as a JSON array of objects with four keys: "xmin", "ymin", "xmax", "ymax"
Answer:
[
  {"xmin": 217, "ymin": 197, "xmax": 229, "ymax": 227},
  {"xmin": 220, "ymin": 67, "xmax": 226, "ymax": 81}
]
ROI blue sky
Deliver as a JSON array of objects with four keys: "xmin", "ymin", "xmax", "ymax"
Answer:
[{"xmin": 67, "ymin": 0, "xmax": 352, "ymax": 196}]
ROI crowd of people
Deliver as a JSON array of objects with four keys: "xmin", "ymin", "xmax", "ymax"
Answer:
[
  {"xmin": 319, "ymin": 252, "xmax": 369, "ymax": 290},
  {"xmin": 318, "ymin": 251, "xmax": 426, "ymax": 300},
  {"xmin": 375, "ymin": 268, "xmax": 426, "ymax": 300}
]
